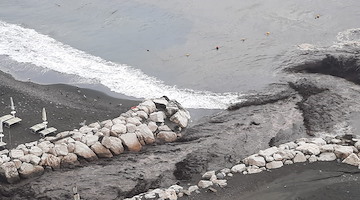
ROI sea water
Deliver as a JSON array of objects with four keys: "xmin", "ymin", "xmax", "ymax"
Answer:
[{"xmin": 0, "ymin": 0, "xmax": 359, "ymax": 109}]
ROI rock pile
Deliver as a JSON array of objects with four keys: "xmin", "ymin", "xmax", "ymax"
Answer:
[
  {"xmin": 125, "ymin": 135, "xmax": 360, "ymax": 200},
  {"xmin": 0, "ymin": 97, "xmax": 190, "ymax": 184}
]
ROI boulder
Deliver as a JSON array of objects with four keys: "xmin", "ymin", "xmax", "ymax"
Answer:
[
  {"xmin": 136, "ymin": 124, "xmax": 155, "ymax": 144},
  {"xmin": 213, "ymin": 179, "xmax": 227, "ymax": 188},
  {"xmin": 293, "ymin": 152, "xmax": 307, "ymax": 163},
  {"xmin": 334, "ymin": 145, "xmax": 353, "ymax": 159},
  {"xmin": 320, "ymin": 144, "xmax": 335, "ymax": 152},
  {"xmin": 296, "ymin": 143, "xmax": 320, "ymax": 155},
  {"xmin": 112, "ymin": 117, "xmax": 125, "ymax": 125},
  {"xmin": 140, "ymin": 100, "xmax": 157, "ymax": 113},
  {"xmin": 79, "ymin": 126, "xmax": 94, "ymax": 134},
  {"xmin": 110, "ymin": 124, "xmax": 127, "ymax": 136},
  {"xmin": 273, "ymin": 153, "xmax": 283, "ymax": 161},
  {"xmin": 83, "ymin": 134, "xmax": 99, "ymax": 147},
  {"xmin": 88, "ymin": 122, "xmax": 101, "ymax": 129},
  {"xmin": 67, "ymin": 142, "xmax": 76, "ymax": 153},
  {"xmin": 61, "ymin": 153, "xmax": 79, "ymax": 166},
  {"xmin": 247, "ymin": 166, "xmax": 262, "ymax": 174},
  {"xmin": 231, "ymin": 164, "xmax": 246, "ymax": 173},
  {"xmin": 40, "ymin": 154, "xmax": 61, "ymax": 169},
  {"xmin": 308, "ymin": 155, "xmax": 318, "ymax": 163},
  {"xmin": 202, "ymin": 171, "xmax": 216, "ymax": 180},
  {"xmin": 276, "ymin": 150, "xmax": 296, "ymax": 160},
  {"xmin": 12, "ymin": 159, "xmax": 22, "ymax": 169},
  {"xmin": 259, "ymin": 147, "xmax": 278, "ymax": 157},
  {"xmin": 158, "ymin": 125, "xmax": 172, "ymax": 131},
  {"xmin": 198, "ymin": 180, "xmax": 213, "ymax": 188},
  {"xmin": 101, "ymin": 136, "xmax": 124, "ymax": 155},
  {"xmin": 71, "ymin": 131, "xmax": 84, "ymax": 141},
  {"xmin": 170, "ymin": 110, "xmax": 190, "ymax": 128},
  {"xmin": 126, "ymin": 123, "xmax": 137, "ymax": 133},
  {"xmin": 136, "ymin": 111, "xmax": 148, "ymax": 120},
  {"xmin": 165, "ymin": 100, "xmax": 180, "ymax": 116},
  {"xmin": 119, "ymin": 133, "xmax": 142, "ymax": 152},
  {"xmin": 266, "ymin": 161, "xmax": 283, "ymax": 169},
  {"xmin": 9, "ymin": 149, "xmax": 24, "ymax": 159},
  {"xmin": 19, "ymin": 154, "xmax": 41, "ymax": 165},
  {"xmin": 54, "ymin": 143, "xmax": 69, "ymax": 156},
  {"xmin": 355, "ymin": 141, "xmax": 360, "ymax": 150},
  {"xmin": 90, "ymin": 142, "xmax": 113, "ymax": 158},
  {"xmin": 147, "ymin": 122, "xmax": 158, "ymax": 133},
  {"xmin": 153, "ymin": 97, "xmax": 169, "ymax": 108},
  {"xmin": 318, "ymin": 152, "xmax": 337, "ymax": 161},
  {"xmin": 309, "ymin": 138, "xmax": 327, "ymax": 146},
  {"xmin": 156, "ymin": 131, "xmax": 177, "ymax": 143},
  {"xmin": 149, "ymin": 111, "xmax": 166, "ymax": 123},
  {"xmin": 19, "ymin": 163, "xmax": 44, "ymax": 179},
  {"xmin": 100, "ymin": 127, "xmax": 111, "ymax": 137},
  {"xmin": 126, "ymin": 117, "xmax": 142, "ymax": 126},
  {"xmin": 342, "ymin": 153, "xmax": 360, "ymax": 166},
  {"xmin": 101, "ymin": 119, "xmax": 113, "ymax": 129},
  {"xmin": 0, "ymin": 162, "xmax": 20, "ymax": 183},
  {"xmin": 244, "ymin": 156, "xmax": 266, "ymax": 167},
  {"xmin": 74, "ymin": 141, "xmax": 98, "ymax": 161},
  {"xmin": 37, "ymin": 141, "xmax": 54, "ymax": 153}
]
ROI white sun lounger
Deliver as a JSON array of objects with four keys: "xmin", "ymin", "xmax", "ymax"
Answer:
[
  {"xmin": 3, "ymin": 117, "xmax": 22, "ymax": 128},
  {"xmin": 0, "ymin": 115, "xmax": 14, "ymax": 122},
  {"xmin": 39, "ymin": 127, "xmax": 57, "ymax": 137},
  {"xmin": 30, "ymin": 123, "xmax": 47, "ymax": 133}
]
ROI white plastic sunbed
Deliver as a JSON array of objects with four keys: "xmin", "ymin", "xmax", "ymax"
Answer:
[
  {"xmin": 3, "ymin": 117, "xmax": 22, "ymax": 128},
  {"xmin": 39, "ymin": 127, "xmax": 57, "ymax": 137},
  {"xmin": 30, "ymin": 123, "xmax": 47, "ymax": 133}
]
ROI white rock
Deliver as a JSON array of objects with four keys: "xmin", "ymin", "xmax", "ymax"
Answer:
[
  {"xmin": 334, "ymin": 145, "xmax": 353, "ymax": 159},
  {"xmin": 126, "ymin": 123, "xmax": 137, "ymax": 133},
  {"xmin": 320, "ymin": 144, "xmax": 335, "ymax": 152},
  {"xmin": 147, "ymin": 122, "xmax": 158, "ymax": 133},
  {"xmin": 79, "ymin": 126, "xmax": 94, "ymax": 134},
  {"xmin": 0, "ymin": 162, "xmax": 20, "ymax": 183},
  {"xmin": 91, "ymin": 142, "xmax": 113, "ymax": 158},
  {"xmin": 19, "ymin": 154, "xmax": 41, "ymax": 165},
  {"xmin": 157, "ymin": 131, "xmax": 178, "ymax": 143},
  {"xmin": 245, "ymin": 156, "xmax": 266, "ymax": 167},
  {"xmin": 198, "ymin": 180, "xmax": 213, "ymax": 188},
  {"xmin": 331, "ymin": 139, "xmax": 342, "ymax": 144},
  {"xmin": 153, "ymin": 98, "xmax": 169, "ymax": 107},
  {"xmin": 158, "ymin": 125, "xmax": 172, "ymax": 131},
  {"xmin": 88, "ymin": 122, "xmax": 101, "ymax": 129},
  {"xmin": 136, "ymin": 124, "xmax": 155, "ymax": 144},
  {"xmin": 247, "ymin": 166, "xmax": 262, "ymax": 174},
  {"xmin": 112, "ymin": 117, "xmax": 126, "ymax": 125},
  {"xmin": 28, "ymin": 146, "xmax": 43, "ymax": 157},
  {"xmin": 71, "ymin": 131, "xmax": 84, "ymax": 141},
  {"xmin": 37, "ymin": 141, "xmax": 54, "ymax": 153},
  {"xmin": 61, "ymin": 153, "xmax": 78, "ymax": 166},
  {"xmin": 231, "ymin": 164, "xmax": 246, "ymax": 173},
  {"xmin": 19, "ymin": 163, "xmax": 44, "ymax": 179},
  {"xmin": 40, "ymin": 153, "xmax": 61, "ymax": 169},
  {"xmin": 12, "ymin": 159, "xmax": 22, "ymax": 169},
  {"xmin": 9, "ymin": 149, "xmax": 25, "ymax": 159},
  {"xmin": 284, "ymin": 160, "xmax": 293, "ymax": 165},
  {"xmin": 170, "ymin": 110, "xmax": 190, "ymax": 128},
  {"xmin": 140, "ymin": 100, "xmax": 157, "ymax": 113},
  {"xmin": 161, "ymin": 188, "xmax": 177, "ymax": 200},
  {"xmin": 111, "ymin": 124, "xmax": 127, "ymax": 136},
  {"xmin": 202, "ymin": 171, "xmax": 216, "ymax": 180},
  {"xmin": 266, "ymin": 161, "xmax": 283, "ymax": 169},
  {"xmin": 259, "ymin": 147, "xmax": 278, "ymax": 157},
  {"xmin": 265, "ymin": 155, "xmax": 274, "ymax": 162},
  {"xmin": 293, "ymin": 152, "xmax": 307, "ymax": 163},
  {"xmin": 308, "ymin": 155, "xmax": 317, "ymax": 163},
  {"xmin": 276, "ymin": 150, "xmax": 295, "ymax": 160},
  {"xmin": 309, "ymin": 138, "xmax": 327, "ymax": 146},
  {"xmin": 101, "ymin": 136, "xmax": 124, "ymax": 155},
  {"xmin": 318, "ymin": 152, "xmax": 337, "ymax": 161},
  {"xmin": 150, "ymin": 111, "xmax": 166, "ymax": 123},
  {"xmin": 136, "ymin": 111, "xmax": 148, "ymax": 120},
  {"xmin": 355, "ymin": 141, "xmax": 360, "ymax": 150},
  {"xmin": 296, "ymin": 143, "xmax": 320, "ymax": 155},
  {"xmin": 186, "ymin": 185, "xmax": 199, "ymax": 195},
  {"xmin": 220, "ymin": 168, "xmax": 231, "ymax": 174},
  {"xmin": 119, "ymin": 133, "xmax": 142, "ymax": 152},
  {"xmin": 169, "ymin": 185, "xmax": 183, "ymax": 193},
  {"xmin": 126, "ymin": 117, "xmax": 142, "ymax": 126},
  {"xmin": 213, "ymin": 179, "xmax": 227, "ymax": 188},
  {"xmin": 74, "ymin": 141, "xmax": 98, "ymax": 161},
  {"xmin": 273, "ymin": 153, "xmax": 283, "ymax": 161},
  {"xmin": 84, "ymin": 134, "xmax": 99, "ymax": 147},
  {"xmin": 342, "ymin": 153, "xmax": 360, "ymax": 166}
]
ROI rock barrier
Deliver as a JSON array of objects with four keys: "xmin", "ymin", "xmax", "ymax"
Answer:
[
  {"xmin": 0, "ymin": 96, "xmax": 190, "ymax": 184},
  {"xmin": 125, "ymin": 135, "xmax": 360, "ymax": 200}
]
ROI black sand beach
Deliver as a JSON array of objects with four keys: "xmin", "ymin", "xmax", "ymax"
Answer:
[{"xmin": 0, "ymin": 70, "xmax": 139, "ymax": 149}]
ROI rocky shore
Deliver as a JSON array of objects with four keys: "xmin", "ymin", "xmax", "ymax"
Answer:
[{"xmin": 0, "ymin": 54, "xmax": 360, "ymax": 199}]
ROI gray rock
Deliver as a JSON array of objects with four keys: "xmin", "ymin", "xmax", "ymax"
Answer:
[
  {"xmin": 245, "ymin": 156, "xmax": 266, "ymax": 167},
  {"xmin": 212, "ymin": 179, "xmax": 227, "ymax": 188},
  {"xmin": 231, "ymin": 164, "xmax": 246, "ymax": 173},
  {"xmin": 126, "ymin": 123, "xmax": 137, "ymax": 133},
  {"xmin": 296, "ymin": 143, "xmax": 320, "ymax": 155},
  {"xmin": 147, "ymin": 121, "xmax": 158, "ymax": 133},
  {"xmin": 202, "ymin": 170, "xmax": 215, "ymax": 180},
  {"xmin": 140, "ymin": 100, "xmax": 157, "ymax": 113},
  {"xmin": 308, "ymin": 155, "xmax": 318, "ymax": 163},
  {"xmin": 0, "ymin": 162, "xmax": 20, "ymax": 183},
  {"xmin": 19, "ymin": 163, "xmax": 44, "ymax": 179},
  {"xmin": 259, "ymin": 147, "xmax": 278, "ymax": 157},
  {"xmin": 136, "ymin": 124, "xmax": 155, "ymax": 144},
  {"xmin": 198, "ymin": 180, "xmax": 213, "ymax": 188},
  {"xmin": 83, "ymin": 134, "xmax": 99, "ymax": 147},
  {"xmin": 320, "ymin": 144, "xmax": 335, "ymax": 152},
  {"xmin": 100, "ymin": 127, "xmax": 111, "ymax": 137},
  {"xmin": 309, "ymin": 138, "xmax": 327, "ymax": 146},
  {"xmin": 19, "ymin": 154, "xmax": 41, "ymax": 165},
  {"xmin": 61, "ymin": 153, "xmax": 79, "ymax": 166},
  {"xmin": 37, "ymin": 141, "xmax": 54, "ymax": 154},
  {"xmin": 79, "ymin": 126, "xmax": 94, "ymax": 134},
  {"xmin": 9, "ymin": 149, "xmax": 25, "ymax": 159},
  {"xmin": 126, "ymin": 117, "xmax": 142, "ymax": 126},
  {"xmin": 355, "ymin": 141, "xmax": 360, "ymax": 150},
  {"xmin": 29, "ymin": 146, "xmax": 43, "ymax": 157},
  {"xmin": 40, "ymin": 154, "xmax": 61, "ymax": 169},
  {"xmin": 136, "ymin": 111, "xmax": 148, "ymax": 120},
  {"xmin": 91, "ymin": 142, "xmax": 113, "ymax": 158}
]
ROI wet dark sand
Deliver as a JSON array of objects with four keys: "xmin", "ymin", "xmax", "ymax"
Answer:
[
  {"xmin": 183, "ymin": 161, "xmax": 360, "ymax": 200},
  {"xmin": 0, "ymin": 70, "xmax": 139, "ymax": 149}
]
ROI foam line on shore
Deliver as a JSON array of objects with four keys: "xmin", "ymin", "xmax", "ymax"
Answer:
[{"xmin": 0, "ymin": 20, "xmax": 242, "ymax": 109}]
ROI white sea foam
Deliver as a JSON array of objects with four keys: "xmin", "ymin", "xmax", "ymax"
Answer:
[
  {"xmin": 334, "ymin": 28, "xmax": 360, "ymax": 49},
  {"xmin": 0, "ymin": 20, "xmax": 242, "ymax": 109}
]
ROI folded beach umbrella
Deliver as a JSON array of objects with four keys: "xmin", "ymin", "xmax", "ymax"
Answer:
[
  {"xmin": 10, "ymin": 97, "xmax": 14, "ymax": 111},
  {"xmin": 42, "ymin": 108, "xmax": 47, "ymax": 122}
]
